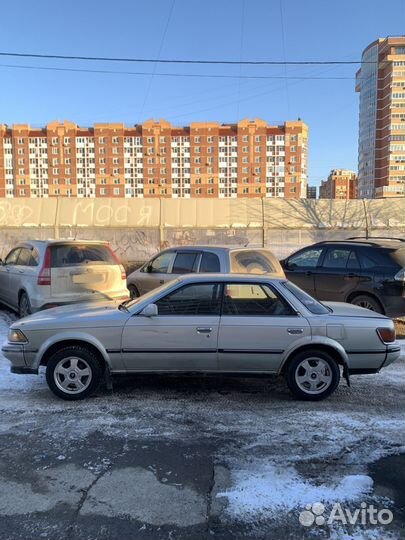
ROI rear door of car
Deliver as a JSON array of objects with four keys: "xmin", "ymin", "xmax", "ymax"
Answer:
[
  {"xmin": 314, "ymin": 246, "xmax": 361, "ymax": 301},
  {"xmin": 0, "ymin": 248, "xmax": 21, "ymax": 307},
  {"xmin": 218, "ymin": 281, "xmax": 310, "ymax": 372},
  {"xmin": 283, "ymin": 246, "xmax": 324, "ymax": 295},
  {"xmin": 50, "ymin": 243, "xmax": 121, "ymax": 301},
  {"xmin": 14, "ymin": 246, "xmax": 40, "ymax": 305}
]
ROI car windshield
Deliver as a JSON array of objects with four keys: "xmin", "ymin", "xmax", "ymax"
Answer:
[
  {"xmin": 120, "ymin": 279, "xmax": 180, "ymax": 310},
  {"xmin": 282, "ymin": 281, "xmax": 330, "ymax": 315}
]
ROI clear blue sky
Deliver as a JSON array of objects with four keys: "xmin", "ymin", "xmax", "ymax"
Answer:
[{"xmin": 0, "ymin": 0, "xmax": 404, "ymax": 188}]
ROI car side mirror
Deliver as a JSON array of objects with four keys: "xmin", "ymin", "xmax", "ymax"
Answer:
[
  {"xmin": 0, "ymin": 258, "xmax": 3, "ymax": 265},
  {"xmin": 139, "ymin": 303, "xmax": 158, "ymax": 317},
  {"xmin": 146, "ymin": 263, "xmax": 153, "ymax": 273}
]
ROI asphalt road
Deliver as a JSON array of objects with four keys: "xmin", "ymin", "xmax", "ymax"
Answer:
[{"xmin": 0, "ymin": 309, "xmax": 404, "ymax": 540}]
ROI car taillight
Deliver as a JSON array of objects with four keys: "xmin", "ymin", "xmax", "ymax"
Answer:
[
  {"xmin": 376, "ymin": 327, "xmax": 396, "ymax": 344},
  {"xmin": 109, "ymin": 248, "xmax": 126, "ymax": 280},
  {"xmin": 37, "ymin": 246, "xmax": 52, "ymax": 286},
  {"xmin": 394, "ymin": 268, "xmax": 405, "ymax": 282}
]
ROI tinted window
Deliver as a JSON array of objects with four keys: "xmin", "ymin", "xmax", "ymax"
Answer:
[
  {"xmin": 283, "ymin": 281, "xmax": 330, "ymax": 315},
  {"xmin": 347, "ymin": 251, "xmax": 360, "ymax": 270},
  {"xmin": 323, "ymin": 248, "xmax": 351, "ymax": 269},
  {"xmin": 5, "ymin": 248, "xmax": 21, "ymax": 265},
  {"xmin": 172, "ymin": 252, "xmax": 199, "ymax": 274},
  {"xmin": 288, "ymin": 248, "xmax": 323, "ymax": 269},
  {"xmin": 200, "ymin": 252, "xmax": 220, "ymax": 272},
  {"xmin": 223, "ymin": 283, "xmax": 295, "ymax": 316},
  {"xmin": 148, "ymin": 252, "xmax": 174, "ymax": 273},
  {"xmin": 51, "ymin": 244, "xmax": 115, "ymax": 267},
  {"xmin": 17, "ymin": 248, "xmax": 37, "ymax": 267},
  {"xmin": 231, "ymin": 250, "xmax": 277, "ymax": 274},
  {"xmin": 156, "ymin": 283, "xmax": 221, "ymax": 315}
]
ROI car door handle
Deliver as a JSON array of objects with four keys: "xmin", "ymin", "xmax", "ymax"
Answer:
[
  {"xmin": 305, "ymin": 271, "xmax": 312, "ymax": 276},
  {"xmin": 196, "ymin": 327, "xmax": 212, "ymax": 334},
  {"xmin": 159, "ymin": 280, "xmax": 164, "ymax": 284},
  {"xmin": 344, "ymin": 273, "xmax": 356, "ymax": 278}
]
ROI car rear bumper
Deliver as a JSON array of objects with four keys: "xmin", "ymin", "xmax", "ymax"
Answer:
[{"xmin": 382, "ymin": 295, "xmax": 405, "ymax": 318}]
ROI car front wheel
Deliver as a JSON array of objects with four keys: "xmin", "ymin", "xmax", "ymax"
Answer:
[
  {"xmin": 286, "ymin": 349, "xmax": 340, "ymax": 401},
  {"xmin": 46, "ymin": 345, "xmax": 103, "ymax": 400},
  {"xmin": 128, "ymin": 284, "xmax": 140, "ymax": 299}
]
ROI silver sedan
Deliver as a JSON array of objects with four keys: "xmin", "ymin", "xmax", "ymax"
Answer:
[{"xmin": 2, "ymin": 274, "xmax": 401, "ymax": 401}]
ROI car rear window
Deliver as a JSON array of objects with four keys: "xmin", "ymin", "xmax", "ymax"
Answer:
[
  {"xmin": 358, "ymin": 248, "xmax": 401, "ymax": 269},
  {"xmin": 51, "ymin": 244, "xmax": 115, "ymax": 267},
  {"xmin": 282, "ymin": 281, "xmax": 330, "ymax": 315},
  {"xmin": 230, "ymin": 250, "xmax": 279, "ymax": 274}
]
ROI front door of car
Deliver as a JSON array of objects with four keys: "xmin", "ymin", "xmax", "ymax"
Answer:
[
  {"xmin": 218, "ymin": 282, "xmax": 310, "ymax": 372},
  {"xmin": 136, "ymin": 251, "xmax": 176, "ymax": 295},
  {"xmin": 283, "ymin": 247, "xmax": 324, "ymax": 296},
  {"xmin": 121, "ymin": 282, "xmax": 222, "ymax": 371},
  {"xmin": 0, "ymin": 248, "xmax": 21, "ymax": 307},
  {"xmin": 314, "ymin": 247, "xmax": 361, "ymax": 301}
]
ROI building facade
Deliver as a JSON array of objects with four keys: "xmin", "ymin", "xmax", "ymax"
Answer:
[
  {"xmin": 306, "ymin": 185, "xmax": 317, "ymax": 199},
  {"xmin": 356, "ymin": 36, "xmax": 405, "ymax": 198},
  {"xmin": 0, "ymin": 118, "xmax": 308, "ymax": 199},
  {"xmin": 319, "ymin": 169, "xmax": 358, "ymax": 199}
]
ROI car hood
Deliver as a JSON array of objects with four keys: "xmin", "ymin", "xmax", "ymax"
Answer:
[
  {"xmin": 323, "ymin": 301, "xmax": 388, "ymax": 319},
  {"xmin": 16, "ymin": 300, "xmax": 128, "ymax": 329}
]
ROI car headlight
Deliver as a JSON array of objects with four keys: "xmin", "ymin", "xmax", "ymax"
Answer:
[{"xmin": 8, "ymin": 329, "xmax": 28, "ymax": 343}]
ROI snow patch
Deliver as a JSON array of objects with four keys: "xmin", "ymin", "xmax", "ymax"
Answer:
[{"xmin": 217, "ymin": 462, "xmax": 373, "ymax": 516}]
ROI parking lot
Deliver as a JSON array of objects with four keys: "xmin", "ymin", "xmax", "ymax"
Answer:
[{"xmin": 0, "ymin": 307, "xmax": 404, "ymax": 540}]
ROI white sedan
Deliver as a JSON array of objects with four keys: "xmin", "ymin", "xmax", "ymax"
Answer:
[{"xmin": 2, "ymin": 274, "xmax": 401, "ymax": 401}]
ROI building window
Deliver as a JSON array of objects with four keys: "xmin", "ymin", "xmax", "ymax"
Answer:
[
  {"xmin": 242, "ymin": 135, "xmax": 248, "ymax": 142},
  {"xmin": 113, "ymin": 187, "xmax": 120, "ymax": 195},
  {"xmin": 99, "ymin": 137, "xmax": 106, "ymax": 144}
]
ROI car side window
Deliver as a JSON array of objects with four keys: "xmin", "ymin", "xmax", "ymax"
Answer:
[
  {"xmin": 155, "ymin": 283, "xmax": 222, "ymax": 315},
  {"xmin": 323, "ymin": 248, "xmax": 351, "ymax": 269},
  {"xmin": 323, "ymin": 248, "xmax": 360, "ymax": 270},
  {"xmin": 149, "ymin": 252, "xmax": 174, "ymax": 274},
  {"xmin": 16, "ymin": 248, "xmax": 33, "ymax": 266},
  {"xmin": 4, "ymin": 248, "xmax": 21, "ymax": 265},
  {"xmin": 347, "ymin": 251, "xmax": 360, "ymax": 270},
  {"xmin": 172, "ymin": 252, "xmax": 200, "ymax": 274},
  {"xmin": 199, "ymin": 252, "xmax": 220, "ymax": 273},
  {"xmin": 222, "ymin": 283, "xmax": 295, "ymax": 316},
  {"xmin": 288, "ymin": 248, "xmax": 323, "ymax": 269}
]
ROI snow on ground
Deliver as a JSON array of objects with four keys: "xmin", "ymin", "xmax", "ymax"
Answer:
[{"xmin": 217, "ymin": 462, "xmax": 373, "ymax": 515}]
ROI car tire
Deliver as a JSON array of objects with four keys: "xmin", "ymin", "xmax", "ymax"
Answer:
[
  {"xmin": 19, "ymin": 292, "xmax": 32, "ymax": 318},
  {"xmin": 286, "ymin": 349, "xmax": 340, "ymax": 401},
  {"xmin": 350, "ymin": 294, "xmax": 383, "ymax": 314},
  {"xmin": 46, "ymin": 345, "xmax": 103, "ymax": 401},
  {"xmin": 128, "ymin": 284, "xmax": 140, "ymax": 299}
]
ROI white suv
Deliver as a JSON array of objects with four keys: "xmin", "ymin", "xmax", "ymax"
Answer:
[{"xmin": 0, "ymin": 240, "xmax": 129, "ymax": 317}]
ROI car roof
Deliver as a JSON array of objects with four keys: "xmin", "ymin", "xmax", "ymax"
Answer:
[
  {"xmin": 312, "ymin": 238, "xmax": 405, "ymax": 250},
  {"xmin": 160, "ymin": 245, "xmax": 273, "ymax": 254},
  {"xmin": 18, "ymin": 239, "xmax": 110, "ymax": 247},
  {"xmin": 176, "ymin": 273, "xmax": 285, "ymax": 283}
]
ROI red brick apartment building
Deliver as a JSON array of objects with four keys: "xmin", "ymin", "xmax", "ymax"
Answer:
[
  {"xmin": 319, "ymin": 169, "xmax": 358, "ymax": 199},
  {"xmin": 356, "ymin": 36, "xmax": 405, "ymax": 198},
  {"xmin": 0, "ymin": 118, "xmax": 308, "ymax": 199}
]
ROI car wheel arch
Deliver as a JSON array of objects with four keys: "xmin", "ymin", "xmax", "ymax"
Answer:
[
  {"xmin": 38, "ymin": 337, "xmax": 110, "ymax": 372},
  {"xmin": 280, "ymin": 342, "xmax": 348, "ymax": 376}
]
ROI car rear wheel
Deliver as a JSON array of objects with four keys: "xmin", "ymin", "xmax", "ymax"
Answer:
[
  {"xmin": 46, "ymin": 346, "xmax": 103, "ymax": 400},
  {"xmin": 350, "ymin": 294, "xmax": 383, "ymax": 314},
  {"xmin": 19, "ymin": 292, "xmax": 32, "ymax": 318},
  {"xmin": 128, "ymin": 284, "xmax": 140, "ymax": 299},
  {"xmin": 286, "ymin": 349, "xmax": 340, "ymax": 401}
]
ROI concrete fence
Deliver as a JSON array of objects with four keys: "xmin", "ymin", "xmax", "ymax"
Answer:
[{"xmin": 0, "ymin": 197, "xmax": 404, "ymax": 268}]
